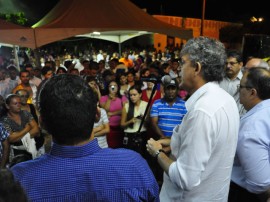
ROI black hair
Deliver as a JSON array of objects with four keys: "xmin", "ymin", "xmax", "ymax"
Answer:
[
  {"xmin": 24, "ymin": 63, "xmax": 33, "ymax": 68},
  {"xmin": 245, "ymin": 67, "xmax": 270, "ymax": 100},
  {"xmin": 41, "ymin": 66, "xmax": 53, "ymax": 76},
  {"xmin": 0, "ymin": 169, "xmax": 28, "ymax": 202},
  {"xmin": 0, "ymin": 94, "xmax": 20, "ymax": 117},
  {"xmin": 226, "ymin": 49, "xmax": 243, "ymax": 63},
  {"xmin": 107, "ymin": 80, "xmax": 122, "ymax": 98},
  {"xmin": 38, "ymin": 74, "xmax": 97, "ymax": 145},
  {"xmin": 56, "ymin": 67, "xmax": 67, "ymax": 74},
  {"xmin": 19, "ymin": 70, "xmax": 30, "ymax": 77},
  {"xmin": 85, "ymin": 75, "xmax": 97, "ymax": 83},
  {"xmin": 126, "ymin": 84, "xmax": 142, "ymax": 128}
]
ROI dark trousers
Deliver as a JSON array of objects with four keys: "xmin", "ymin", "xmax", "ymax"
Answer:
[
  {"xmin": 228, "ymin": 181, "xmax": 262, "ymax": 202},
  {"xmin": 123, "ymin": 131, "xmax": 147, "ymax": 158}
]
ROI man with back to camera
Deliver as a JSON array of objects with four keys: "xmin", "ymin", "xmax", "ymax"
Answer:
[
  {"xmin": 10, "ymin": 74, "xmax": 159, "ymax": 202},
  {"xmin": 146, "ymin": 36, "xmax": 240, "ymax": 201}
]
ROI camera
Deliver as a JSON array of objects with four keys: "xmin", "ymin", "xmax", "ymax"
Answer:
[{"xmin": 110, "ymin": 85, "xmax": 115, "ymax": 91}]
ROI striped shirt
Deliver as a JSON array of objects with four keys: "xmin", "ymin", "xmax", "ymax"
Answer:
[{"xmin": 150, "ymin": 97, "xmax": 187, "ymax": 137}]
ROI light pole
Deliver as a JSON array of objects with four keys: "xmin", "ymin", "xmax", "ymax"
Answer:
[{"xmin": 200, "ymin": 0, "xmax": 206, "ymax": 36}]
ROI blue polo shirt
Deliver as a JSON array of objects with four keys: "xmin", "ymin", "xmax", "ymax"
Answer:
[
  {"xmin": 11, "ymin": 139, "xmax": 159, "ymax": 202},
  {"xmin": 150, "ymin": 97, "xmax": 187, "ymax": 137}
]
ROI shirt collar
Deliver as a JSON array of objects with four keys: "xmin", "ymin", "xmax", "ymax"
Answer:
[
  {"xmin": 241, "ymin": 99, "xmax": 270, "ymax": 120},
  {"xmin": 50, "ymin": 138, "xmax": 102, "ymax": 158},
  {"xmin": 185, "ymin": 82, "xmax": 218, "ymax": 111},
  {"xmin": 224, "ymin": 70, "xmax": 243, "ymax": 81},
  {"xmin": 164, "ymin": 97, "xmax": 184, "ymax": 106},
  {"xmin": 236, "ymin": 70, "xmax": 243, "ymax": 80}
]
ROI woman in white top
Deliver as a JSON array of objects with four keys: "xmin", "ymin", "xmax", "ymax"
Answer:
[
  {"xmin": 93, "ymin": 106, "xmax": 110, "ymax": 148},
  {"xmin": 121, "ymin": 84, "xmax": 148, "ymax": 157}
]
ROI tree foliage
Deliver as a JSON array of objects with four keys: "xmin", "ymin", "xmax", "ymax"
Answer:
[{"xmin": 0, "ymin": 12, "xmax": 27, "ymax": 26}]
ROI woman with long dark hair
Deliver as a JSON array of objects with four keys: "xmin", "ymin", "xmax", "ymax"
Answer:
[{"xmin": 120, "ymin": 84, "xmax": 148, "ymax": 157}]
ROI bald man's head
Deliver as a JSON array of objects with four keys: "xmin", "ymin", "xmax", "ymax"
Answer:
[{"xmin": 244, "ymin": 58, "xmax": 270, "ymax": 71}]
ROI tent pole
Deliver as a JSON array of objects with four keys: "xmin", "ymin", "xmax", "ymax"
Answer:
[
  {"xmin": 13, "ymin": 45, "xmax": 20, "ymax": 71},
  {"xmin": 119, "ymin": 43, "xmax": 121, "ymax": 58}
]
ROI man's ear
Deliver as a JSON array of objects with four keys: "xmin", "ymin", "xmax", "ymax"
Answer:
[
  {"xmin": 250, "ymin": 88, "xmax": 258, "ymax": 97},
  {"xmin": 195, "ymin": 62, "xmax": 202, "ymax": 76}
]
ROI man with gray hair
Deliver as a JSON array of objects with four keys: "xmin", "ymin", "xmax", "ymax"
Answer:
[{"xmin": 146, "ymin": 37, "xmax": 239, "ymax": 201}]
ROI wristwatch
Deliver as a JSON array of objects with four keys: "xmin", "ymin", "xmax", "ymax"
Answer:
[{"xmin": 154, "ymin": 149, "xmax": 165, "ymax": 159}]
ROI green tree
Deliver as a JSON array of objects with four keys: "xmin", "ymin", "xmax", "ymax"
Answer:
[{"xmin": 0, "ymin": 12, "xmax": 27, "ymax": 26}]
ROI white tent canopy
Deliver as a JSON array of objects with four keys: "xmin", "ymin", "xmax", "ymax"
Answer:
[{"xmin": 77, "ymin": 30, "xmax": 152, "ymax": 44}]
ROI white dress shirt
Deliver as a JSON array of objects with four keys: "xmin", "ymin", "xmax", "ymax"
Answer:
[
  {"xmin": 160, "ymin": 82, "xmax": 239, "ymax": 201},
  {"xmin": 219, "ymin": 70, "xmax": 246, "ymax": 116}
]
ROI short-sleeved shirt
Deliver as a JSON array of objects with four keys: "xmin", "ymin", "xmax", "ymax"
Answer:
[
  {"xmin": 94, "ymin": 108, "xmax": 109, "ymax": 148},
  {"xmin": 1, "ymin": 110, "xmax": 34, "ymax": 146},
  {"xmin": 150, "ymin": 97, "xmax": 187, "ymax": 137},
  {"xmin": 100, "ymin": 95, "xmax": 127, "ymax": 126}
]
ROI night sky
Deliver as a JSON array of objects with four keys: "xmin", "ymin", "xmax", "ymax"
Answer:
[
  {"xmin": 0, "ymin": 0, "xmax": 269, "ymax": 25},
  {"xmin": 130, "ymin": 0, "xmax": 270, "ymax": 23},
  {"xmin": 131, "ymin": 0, "xmax": 270, "ymax": 22}
]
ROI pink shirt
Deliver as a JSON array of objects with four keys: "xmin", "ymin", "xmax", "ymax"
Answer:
[{"xmin": 100, "ymin": 95, "xmax": 127, "ymax": 126}]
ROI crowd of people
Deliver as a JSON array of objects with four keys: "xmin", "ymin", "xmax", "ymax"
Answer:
[{"xmin": 0, "ymin": 36, "xmax": 270, "ymax": 201}]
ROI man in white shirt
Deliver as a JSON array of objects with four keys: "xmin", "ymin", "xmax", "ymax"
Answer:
[
  {"xmin": 96, "ymin": 50, "xmax": 104, "ymax": 63},
  {"xmin": 146, "ymin": 37, "xmax": 239, "ymax": 202},
  {"xmin": 5, "ymin": 65, "xmax": 20, "ymax": 94},
  {"xmin": 219, "ymin": 50, "xmax": 246, "ymax": 116},
  {"xmin": 0, "ymin": 68, "xmax": 10, "ymax": 98},
  {"xmin": 24, "ymin": 64, "xmax": 41, "ymax": 87}
]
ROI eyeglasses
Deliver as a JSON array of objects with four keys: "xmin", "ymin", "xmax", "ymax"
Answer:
[
  {"xmin": 225, "ymin": 61, "xmax": 239, "ymax": 66},
  {"xmin": 237, "ymin": 84, "xmax": 253, "ymax": 89}
]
